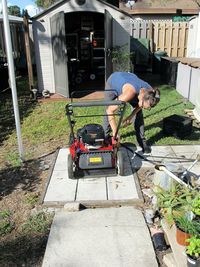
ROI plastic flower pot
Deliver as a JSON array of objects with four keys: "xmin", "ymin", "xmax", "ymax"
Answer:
[
  {"xmin": 187, "ymin": 255, "xmax": 200, "ymax": 267},
  {"xmin": 176, "ymin": 227, "xmax": 192, "ymax": 246}
]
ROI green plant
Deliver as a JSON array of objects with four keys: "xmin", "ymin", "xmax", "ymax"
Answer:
[
  {"xmin": 155, "ymin": 184, "xmax": 196, "ymax": 223},
  {"xmin": 192, "ymin": 196, "xmax": 200, "ymax": 216},
  {"xmin": 6, "ymin": 151, "xmax": 22, "ymax": 167},
  {"xmin": 186, "ymin": 236, "xmax": 200, "ymax": 260},
  {"xmin": 174, "ymin": 216, "xmax": 200, "ymax": 235},
  {"xmin": 0, "ymin": 210, "xmax": 15, "ymax": 236},
  {"xmin": 21, "ymin": 212, "xmax": 53, "ymax": 234},
  {"xmin": 111, "ymin": 44, "xmax": 133, "ymax": 72},
  {"xmin": 24, "ymin": 193, "xmax": 39, "ymax": 206}
]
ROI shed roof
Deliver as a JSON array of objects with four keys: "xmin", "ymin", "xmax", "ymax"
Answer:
[
  {"xmin": 32, "ymin": 0, "xmax": 131, "ymax": 20},
  {"xmin": 0, "ymin": 14, "xmax": 23, "ymax": 23},
  {"xmin": 120, "ymin": 0, "xmax": 200, "ymax": 15}
]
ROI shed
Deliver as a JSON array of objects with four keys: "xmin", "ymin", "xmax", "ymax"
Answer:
[{"xmin": 32, "ymin": 0, "xmax": 132, "ymax": 97}]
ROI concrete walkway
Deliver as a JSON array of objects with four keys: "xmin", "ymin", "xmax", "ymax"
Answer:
[
  {"xmin": 42, "ymin": 207, "xmax": 158, "ymax": 267},
  {"xmin": 42, "ymin": 145, "xmax": 200, "ymax": 267}
]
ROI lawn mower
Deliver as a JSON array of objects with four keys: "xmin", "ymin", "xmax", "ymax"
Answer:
[{"xmin": 66, "ymin": 100, "xmax": 126, "ymax": 178}]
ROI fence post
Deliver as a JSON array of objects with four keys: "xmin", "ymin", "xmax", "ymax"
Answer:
[{"xmin": 23, "ymin": 12, "xmax": 34, "ymax": 93}]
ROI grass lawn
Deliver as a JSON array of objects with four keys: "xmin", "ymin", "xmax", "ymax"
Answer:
[{"xmin": 0, "ymin": 78, "xmax": 200, "ymax": 167}]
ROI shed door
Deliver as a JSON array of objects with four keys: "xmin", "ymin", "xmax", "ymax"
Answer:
[
  {"xmin": 104, "ymin": 10, "xmax": 113, "ymax": 81},
  {"xmin": 50, "ymin": 12, "xmax": 69, "ymax": 97}
]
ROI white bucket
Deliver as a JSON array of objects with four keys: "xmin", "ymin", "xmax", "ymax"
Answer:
[{"xmin": 153, "ymin": 163, "xmax": 185, "ymax": 191}]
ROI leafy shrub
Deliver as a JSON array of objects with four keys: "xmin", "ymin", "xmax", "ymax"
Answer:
[
  {"xmin": 186, "ymin": 236, "xmax": 200, "ymax": 260},
  {"xmin": 174, "ymin": 216, "xmax": 200, "ymax": 235},
  {"xmin": 192, "ymin": 196, "xmax": 200, "ymax": 216}
]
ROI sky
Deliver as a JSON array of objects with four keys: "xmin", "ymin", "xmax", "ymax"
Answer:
[{"xmin": 0, "ymin": 0, "xmax": 41, "ymax": 17}]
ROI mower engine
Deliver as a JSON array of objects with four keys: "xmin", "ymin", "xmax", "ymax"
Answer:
[{"xmin": 78, "ymin": 124, "xmax": 105, "ymax": 150}]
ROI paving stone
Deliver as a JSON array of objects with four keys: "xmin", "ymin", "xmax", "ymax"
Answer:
[
  {"xmin": 76, "ymin": 177, "xmax": 107, "ymax": 201},
  {"xmin": 107, "ymin": 174, "xmax": 139, "ymax": 200},
  {"xmin": 44, "ymin": 170, "xmax": 78, "ymax": 203},
  {"xmin": 42, "ymin": 207, "xmax": 158, "ymax": 267},
  {"xmin": 151, "ymin": 146, "xmax": 177, "ymax": 164}
]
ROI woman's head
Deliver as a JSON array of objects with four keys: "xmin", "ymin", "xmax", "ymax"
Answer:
[{"xmin": 138, "ymin": 88, "xmax": 160, "ymax": 109}]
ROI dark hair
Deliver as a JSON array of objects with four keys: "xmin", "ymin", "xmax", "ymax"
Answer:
[{"xmin": 143, "ymin": 88, "xmax": 160, "ymax": 107}]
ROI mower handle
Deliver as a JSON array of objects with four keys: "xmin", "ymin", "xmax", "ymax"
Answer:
[
  {"xmin": 66, "ymin": 100, "xmax": 125, "ymax": 108},
  {"xmin": 66, "ymin": 100, "xmax": 127, "ymax": 143}
]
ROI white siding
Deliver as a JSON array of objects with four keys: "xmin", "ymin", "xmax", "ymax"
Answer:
[
  {"xmin": 187, "ymin": 17, "xmax": 198, "ymax": 58},
  {"xmin": 33, "ymin": 0, "xmax": 131, "ymax": 93},
  {"xmin": 33, "ymin": 19, "xmax": 55, "ymax": 92}
]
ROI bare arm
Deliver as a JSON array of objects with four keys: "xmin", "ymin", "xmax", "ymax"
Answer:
[{"xmin": 106, "ymin": 83, "xmax": 136, "ymax": 136}]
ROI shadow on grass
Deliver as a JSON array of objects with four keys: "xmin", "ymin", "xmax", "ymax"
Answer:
[
  {"xmin": 0, "ymin": 77, "xmax": 37, "ymax": 146},
  {"xmin": 0, "ymin": 231, "xmax": 49, "ymax": 266},
  {"xmin": 0, "ymin": 158, "xmax": 42, "ymax": 197},
  {"xmin": 122, "ymin": 120, "xmax": 200, "ymax": 145},
  {"xmin": 144, "ymin": 101, "xmax": 183, "ymax": 120}
]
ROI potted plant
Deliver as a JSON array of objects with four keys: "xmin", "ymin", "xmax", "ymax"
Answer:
[
  {"xmin": 155, "ymin": 184, "xmax": 195, "ymax": 225},
  {"xmin": 192, "ymin": 196, "xmax": 200, "ymax": 217},
  {"xmin": 174, "ymin": 216, "xmax": 200, "ymax": 246},
  {"xmin": 186, "ymin": 236, "xmax": 200, "ymax": 267}
]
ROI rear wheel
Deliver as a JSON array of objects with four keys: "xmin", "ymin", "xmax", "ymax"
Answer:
[
  {"xmin": 67, "ymin": 153, "xmax": 74, "ymax": 179},
  {"xmin": 117, "ymin": 150, "xmax": 124, "ymax": 176}
]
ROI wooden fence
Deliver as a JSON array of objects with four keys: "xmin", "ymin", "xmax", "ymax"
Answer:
[
  {"xmin": 0, "ymin": 21, "xmax": 25, "ymax": 60},
  {"xmin": 131, "ymin": 20, "xmax": 189, "ymax": 57}
]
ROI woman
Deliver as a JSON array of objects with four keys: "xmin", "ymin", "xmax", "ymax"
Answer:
[{"xmin": 103, "ymin": 72, "xmax": 160, "ymax": 153}]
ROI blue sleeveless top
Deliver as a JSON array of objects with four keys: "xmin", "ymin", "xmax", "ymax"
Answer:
[
  {"xmin": 107, "ymin": 72, "xmax": 151, "ymax": 106},
  {"xmin": 109, "ymin": 72, "xmax": 151, "ymax": 94}
]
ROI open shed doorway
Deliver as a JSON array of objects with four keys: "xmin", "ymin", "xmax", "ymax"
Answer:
[{"xmin": 65, "ymin": 12, "xmax": 105, "ymax": 93}]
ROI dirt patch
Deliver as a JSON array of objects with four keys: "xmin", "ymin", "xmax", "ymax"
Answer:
[{"xmin": 0, "ymin": 152, "xmax": 56, "ymax": 266}]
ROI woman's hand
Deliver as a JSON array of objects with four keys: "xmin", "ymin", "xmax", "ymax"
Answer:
[
  {"xmin": 122, "ymin": 114, "xmax": 133, "ymax": 127},
  {"xmin": 122, "ymin": 106, "xmax": 142, "ymax": 128}
]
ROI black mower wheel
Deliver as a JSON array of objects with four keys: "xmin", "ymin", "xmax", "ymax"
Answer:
[
  {"xmin": 67, "ymin": 153, "xmax": 74, "ymax": 179},
  {"xmin": 117, "ymin": 150, "xmax": 125, "ymax": 176}
]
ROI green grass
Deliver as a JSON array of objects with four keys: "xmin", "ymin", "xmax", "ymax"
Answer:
[
  {"xmin": 21, "ymin": 212, "xmax": 53, "ymax": 234},
  {"xmin": 0, "ymin": 79, "xmax": 200, "ymax": 167},
  {"xmin": 0, "ymin": 210, "xmax": 15, "ymax": 236},
  {"xmin": 24, "ymin": 193, "xmax": 39, "ymax": 206}
]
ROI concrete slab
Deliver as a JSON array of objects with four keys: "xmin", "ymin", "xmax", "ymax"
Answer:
[
  {"xmin": 43, "ymin": 146, "xmax": 143, "ymax": 207},
  {"xmin": 44, "ymin": 170, "xmax": 78, "ymax": 203},
  {"xmin": 42, "ymin": 207, "xmax": 158, "ymax": 267},
  {"xmin": 53, "ymin": 148, "xmax": 69, "ymax": 171},
  {"xmin": 107, "ymin": 174, "xmax": 139, "ymax": 200},
  {"xmin": 76, "ymin": 177, "xmax": 107, "ymax": 201},
  {"xmin": 122, "ymin": 143, "xmax": 155, "ymax": 169},
  {"xmin": 150, "ymin": 146, "xmax": 177, "ymax": 164},
  {"xmin": 171, "ymin": 145, "xmax": 200, "ymax": 167}
]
